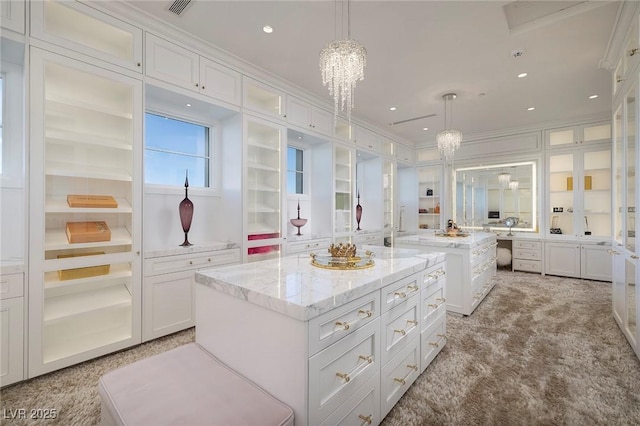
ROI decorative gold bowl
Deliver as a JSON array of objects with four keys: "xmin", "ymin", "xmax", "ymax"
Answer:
[
  {"xmin": 434, "ymin": 230, "xmax": 470, "ymax": 238},
  {"xmin": 310, "ymin": 243, "xmax": 375, "ymax": 270}
]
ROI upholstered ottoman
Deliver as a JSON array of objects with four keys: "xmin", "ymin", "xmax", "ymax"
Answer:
[{"xmin": 98, "ymin": 343, "xmax": 294, "ymax": 426}]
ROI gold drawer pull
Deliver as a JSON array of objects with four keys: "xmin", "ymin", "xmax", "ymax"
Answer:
[
  {"xmin": 359, "ymin": 414, "xmax": 373, "ymax": 425},
  {"xmin": 394, "ymin": 291, "xmax": 407, "ymax": 299},
  {"xmin": 394, "ymin": 328, "xmax": 407, "ymax": 336},
  {"xmin": 393, "ymin": 364, "xmax": 418, "ymax": 385},
  {"xmin": 335, "ymin": 321, "xmax": 350, "ymax": 330},
  {"xmin": 436, "ymin": 298, "xmax": 446, "ymax": 302},
  {"xmin": 336, "ymin": 372, "xmax": 350, "ymax": 382},
  {"xmin": 437, "ymin": 334, "xmax": 446, "ymax": 339},
  {"xmin": 406, "ymin": 319, "xmax": 418, "ymax": 326},
  {"xmin": 407, "ymin": 285, "xmax": 419, "ymax": 292},
  {"xmin": 427, "ymin": 303, "xmax": 439, "ymax": 308},
  {"xmin": 358, "ymin": 309, "xmax": 374, "ymax": 318},
  {"xmin": 359, "ymin": 355, "xmax": 373, "ymax": 364},
  {"xmin": 429, "ymin": 341, "xmax": 439, "ymax": 347}
]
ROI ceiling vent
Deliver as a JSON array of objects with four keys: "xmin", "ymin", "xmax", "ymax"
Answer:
[
  {"xmin": 389, "ymin": 113, "xmax": 436, "ymax": 126},
  {"xmin": 168, "ymin": 0, "xmax": 193, "ymax": 16}
]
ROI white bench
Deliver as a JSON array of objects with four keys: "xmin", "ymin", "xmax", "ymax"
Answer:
[{"xmin": 98, "ymin": 343, "xmax": 294, "ymax": 426}]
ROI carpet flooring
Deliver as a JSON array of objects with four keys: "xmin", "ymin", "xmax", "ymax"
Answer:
[{"xmin": 1, "ymin": 271, "xmax": 639, "ymax": 425}]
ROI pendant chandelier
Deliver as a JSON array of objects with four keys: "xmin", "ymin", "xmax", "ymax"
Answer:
[
  {"xmin": 509, "ymin": 180, "xmax": 519, "ymax": 192},
  {"xmin": 436, "ymin": 93, "xmax": 463, "ymax": 161},
  {"xmin": 319, "ymin": 0, "xmax": 367, "ymax": 123},
  {"xmin": 498, "ymin": 172, "xmax": 511, "ymax": 187}
]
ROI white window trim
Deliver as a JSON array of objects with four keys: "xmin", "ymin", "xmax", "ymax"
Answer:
[
  {"xmin": 143, "ymin": 108, "xmax": 221, "ymax": 197},
  {"xmin": 0, "ymin": 62, "xmax": 24, "ymax": 189}
]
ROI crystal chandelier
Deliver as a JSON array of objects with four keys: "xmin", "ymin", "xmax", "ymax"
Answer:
[
  {"xmin": 509, "ymin": 180, "xmax": 519, "ymax": 192},
  {"xmin": 319, "ymin": 0, "xmax": 366, "ymax": 123},
  {"xmin": 437, "ymin": 93, "xmax": 463, "ymax": 161},
  {"xmin": 498, "ymin": 172, "xmax": 511, "ymax": 187}
]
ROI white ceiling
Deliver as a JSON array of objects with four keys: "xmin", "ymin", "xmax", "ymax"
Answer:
[{"xmin": 123, "ymin": 0, "xmax": 621, "ymax": 146}]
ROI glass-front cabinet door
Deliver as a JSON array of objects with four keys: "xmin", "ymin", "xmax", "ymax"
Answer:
[
  {"xmin": 383, "ymin": 160, "xmax": 394, "ymax": 240},
  {"xmin": 582, "ymin": 148, "xmax": 612, "ymax": 238},
  {"xmin": 626, "ymin": 86, "xmax": 637, "ymax": 253},
  {"xmin": 334, "ymin": 144, "xmax": 353, "ymax": 241},
  {"xmin": 29, "ymin": 48, "xmax": 142, "ymax": 377},
  {"xmin": 418, "ymin": 165, "xmax": 442, "ymax": 230},
  {"xmin": 548, "ymin": 153, "xmax": 575, "ymax": 236},
  {"xmin": 244, "ymin": 115, "xmax": 285, "ymax": 262},
  {"xmin": 614, "ymin": 104, "xmax": 625, "ymax": 246}
]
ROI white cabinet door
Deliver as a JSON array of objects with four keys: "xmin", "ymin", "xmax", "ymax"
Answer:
[
  {"xmin": 0, "ymin": 297, "xmax": 24, "ymax": 387},
  {"xmin": 286, "ymin": 97, "xmax": 333, "ymax": 136},
  {"xmin": 545, "ymin": 242, "xmax": 580, "ymax": 278},
  {"xmin": 31, "ymin": 0, "xmax": 143, "ymax": 72},
  {"xmin": 581, "ymin": 244, "xmax": 612, "ymax": 281},
  {"xmin": 396, "ymin": 144, "xmax": 415, "ymax": 164},
  {"xmin": 1, "ymin": 0, "xmax": 25, "ymax": 34},
  {"xmin": 143, "ymin": 271, "xmax": 194, "ymax": 342},
  {"xmin": 200, "ymin": 57, "xmax": 242, "ymax": 105},
  {"xmin": 145, "ymin": 33, "xmax": 199, "ymax": 91},
  {"xmin": 355, "ymin": 126, "xmax": 381, "ymax": 153}
]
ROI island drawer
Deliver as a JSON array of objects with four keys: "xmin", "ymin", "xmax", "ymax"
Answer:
[
  {"xmin": 422, "ymin": 262, "xmax": 446, "ymax": 290},
  {"xmin": 381, "ymin": 272, "xmax": 421, "ymax": 313},
  {"xmin": 381, "ymin": 336, "xmax": 420, "ymax": 418},
  {"xmin": 319, "ymin": 373, "xmax": 380, "ymax": 426},
  {"xmin": 513, "ymin": 240, "xmax": 541, "ymax": 251},
  {"xmin": 309, "ymin": 318, "xmax": 380, "ymax": 426},
  {"xmin": 381, "ymin": 294, "xmax": 419, "ymax": 366},
  {"xmin": 309, "ymin": 291, "xmax": 380, "ymax": 355},
  {"xmin": 420, "ymin": 311, "xmax": 446, "ymax": 372},
  {"xmin": 421, "ymin": 279, "xmax": 446, "ymax": 331},
  {"xmin": 144, "ymin": 249, "xmax": 241, "ymax": 276}
]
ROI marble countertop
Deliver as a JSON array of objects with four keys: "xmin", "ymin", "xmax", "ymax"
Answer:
[
  {"xmin": 195, "ymin": 246, "xmax": 445, "ymax": 321},
  {"xmin": 396, "ymin": 231, "xmax": 496, "ymax": 249},
  {"xmin": 144, "ymin": 241, "xmax": 239, "ymax": 259}
]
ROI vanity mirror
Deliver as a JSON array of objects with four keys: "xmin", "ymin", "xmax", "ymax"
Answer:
[{"xmin": 454, "ymin": 161, "xmax": 537, "ymax": 232}]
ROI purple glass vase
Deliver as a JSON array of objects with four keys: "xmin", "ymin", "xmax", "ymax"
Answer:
[
  {"xmin": 356, "ymin": 191, "xmax": 362, "ymax": 231},
  {"xmin": 179, "ymin": 171, "xmax": 193, "ymax": 246}
]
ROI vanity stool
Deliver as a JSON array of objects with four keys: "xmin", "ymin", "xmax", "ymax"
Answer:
[{"xmin": 98, "ymin": 343, "xmax": 294, "ymax": 426}]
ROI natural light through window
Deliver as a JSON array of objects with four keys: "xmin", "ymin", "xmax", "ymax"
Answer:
[
  {"xmin": 145, "ymin": 112, "xmax": 210, "ymax": 188},
  {"xmin": 287, "ymin": 146, "xmax": 303, "ymax": 194}
]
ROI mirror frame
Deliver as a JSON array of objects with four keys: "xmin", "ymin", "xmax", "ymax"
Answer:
[{"xmin": 454, "ymin": 161, "xmax": 537, "ymax": 233}]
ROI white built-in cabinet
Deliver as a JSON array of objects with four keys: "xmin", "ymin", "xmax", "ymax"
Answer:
[
  {"xmin": 383, "ymin": 160, "xmax": 395, "ymax": 241},
  {"xmin": 286, "ymin": 96, "xmax": 333, "ymax": 137},
  {"xmin": 30, "ymin": 0, "xmax": 143, "ymax": 73},
  {"xmin": 1, "ymin": 0, "xmax": 25, "ymax": 34},
  {"xmin": 395, "ymin": 144, "xmax": 415, "ymax": 164},
  {"xmin": 417, "ymin": 165, "xmax": 443, "ymax": 231},
  {"xmin": 143, "ymin": 247, "xmax": 240, "ymax": 341},
  {"xmin": 243, "ymin": 76, "xmax": 287, "ymax": 121},
  {"xmin": 544, "ymin": 242, "xmax": 611, "ymax": 281},
  {"xmin": 244, "ymin": 115, "xmax": 286, "ymax": 262},
  {"xmin": 0, "ymin": 271, "xmax": 24, "ymax": 387},
  {"xmin": 610, "ymin": 3, "xmax": 639, "ymax": 360},
  {"xmin": 144, "ymin": 33, "xmax": 242, "ymax": 106},
  {"xmin": 334, "ymin": 143, "xmax": 354, "ymax": 241},
  {"xmin": 545, "ymin": 121, "xmax": 611, "ymax": 149},
  {"xmin": 28, "ymin": 47, "xmax": 143, "ymax": 377}
]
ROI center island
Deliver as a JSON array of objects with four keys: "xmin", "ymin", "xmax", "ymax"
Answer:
[{"xmin": 195, "ymin": 246, "xmax": 446, "ymax": 426}]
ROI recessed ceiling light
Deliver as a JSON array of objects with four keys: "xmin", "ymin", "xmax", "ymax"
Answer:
[
  {"xmin": 298, "ymin": 136, "xmax": 302, "ymax": 139},
  {"xmin": 423, "ymin": 127, "xmax": 429, "ymax": 131},
  {"xmin": 185, "ymin": 103, "xmax": 192, "ymax": 107},
  {"xmin": 527, "ymin": 107, "xmax": 535, "ymax": 111},
  {"xmin": 518, "ymin": 72, "xmax": 528, "ymax": 78},
  {"xmin": 263, "ymin": 25, "xmax": 273, "ymax": 33},
  {"xmin": 389, "ymin": 107, "xmax": 397, "ymax": 111},
  {"xmin": 589, "ymin": 94, "xmax": 599, "ymax": 99}
]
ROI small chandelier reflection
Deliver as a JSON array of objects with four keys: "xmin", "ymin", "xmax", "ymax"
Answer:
[
  {"xmin": 498, "ymin": 172, "xmax": 511, "ymax": 187},
  {"xmin": 509, "ymin": 180, "xmax": 519, "ymax": 192},
  {"xmin": 436, "ymin": 93, "xmax": 463, "ymax": 162},
  {"xmin": 319, "ymin": 0, "xmax": 367, "ymax": 124}
]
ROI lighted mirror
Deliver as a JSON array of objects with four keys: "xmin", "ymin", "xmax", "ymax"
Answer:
[{"xmin": 454, "ymin": 161, "xmax": 537, "ymax": 232}]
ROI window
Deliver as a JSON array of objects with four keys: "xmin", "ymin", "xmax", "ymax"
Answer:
[
  {"xmin": 287, "ymin": 146, "xmax": 304, "ymax": 194},
  {"xmin": 145, "ymin": 112, "xmax": 211, "ymax": 188}
]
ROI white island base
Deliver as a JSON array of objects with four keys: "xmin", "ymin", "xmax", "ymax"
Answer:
[{"xmin": 195, "ymin": 247, "xmax": 447, "ymax": 425}]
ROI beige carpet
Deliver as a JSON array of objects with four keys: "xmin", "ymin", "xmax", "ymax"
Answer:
[{"xmin": 1, "ymin": 271, "xmax": 639, "ymax": 425}]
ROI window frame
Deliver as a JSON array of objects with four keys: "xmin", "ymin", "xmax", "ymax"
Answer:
[
  {"xmin": 143, "ymin": 108, "xmax": 221, "ymax": 197},
  {"xmin": 286, "ymin": 142, "xmax": 310, "ymax": 200}
]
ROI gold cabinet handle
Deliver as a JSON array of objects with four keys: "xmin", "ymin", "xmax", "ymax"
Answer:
[
  {"xmin": 406, "ymin": 319, "xmax": 418, "ymax": 326},
  {"xmin": 632, "ymin": 255, "xmax": 639, "ymax": 260},
  {"xmin": 358, "ymin": 309, "xmax": 374, "ymax": 318},
  {"xmin": 429, "ymin": 341, "xmax": 439, "ymax": 347},
  {"xmin": 359, "ymin": 355, "xmax": 373, "ymax": 364},
  {"xmin": 427, "ymin": 303, "xmax": 439, "ymax": 308},
  {"xmin": 394, "ymin": 328, "xmax": 407, "ymax": 336},
  {"xmin": 630, "ymin": 47, "xmax": 639, "ymax": 57},
  {"xmin": 393, "ymin": 364, "xmax": 418, "ymax": 385},
  {"xmin": 335, "ymin": 321, "xmax": 350, "ymax": 330},
  {"xmin": 394, "ymin": 291, "xmax": 407, "ymax": 298},
  {"xmin": 336, "ymin": 372, "xmax": 350, "ymax": 382},
  {"xmin": 407, "ymin": 285, "xmax": 419, "ymax": 292},
  {"xmin": 358, "ymin": 414, "xmax": 373, "ymax": 425},
  {"xmin": 436, "ymin": 298, "xmax": 446, "ymax": 302}
]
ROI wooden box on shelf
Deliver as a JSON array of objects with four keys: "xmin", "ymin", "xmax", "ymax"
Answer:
[
  {"xmin": 57, "ymin": 252, "xmax": 110, "ymax": 280},
  {"xmin": 67, "ymin": 194, "xmax": 118, "ymax": 208},
  {"xmin": 66, "ymin": 221, "xmax": 111, "ymax": 243}
]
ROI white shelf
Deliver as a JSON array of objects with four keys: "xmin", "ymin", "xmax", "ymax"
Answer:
[
  {"xmin": 46, "ymin": 161, "xmax": 132, "ymax": 181},
  {"xmin": 44, "ymin": 263, "xmax": 132, "ymax": 288},
  {"xmin": 247, "ymin": 163, "xmax": 280, "ymax": 172},
  {"xmin": 248, "ymin": 185, "xmax": 279, "ymax": 192},
  {"xmin": 248, "ymin": 141, "xmax": 279, "ymax": 152},
  {"xmin": 46, "ymin": 128, "xmax": 132, "ymax": 151},
  {"xmin": 45, "ymin": 196, "xmax": 132, "ymax": 213},
  {"xmin": 44, "ymin": 284, "xmax": 131, "ymax": 323},
  {"xmin": 247, "ymin": 223, "xmax": 280, "ymax": 235},
  {"xmin": 248, "ymin": 204, "xmax": 279, "ymax": 213},
  {"xmin": 45, "ymin": 226, "xmax": 132, "ymax": 251},
  {"xmin": 46, "ymin": 98, "xmax": 133, "ymax": 120}
]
